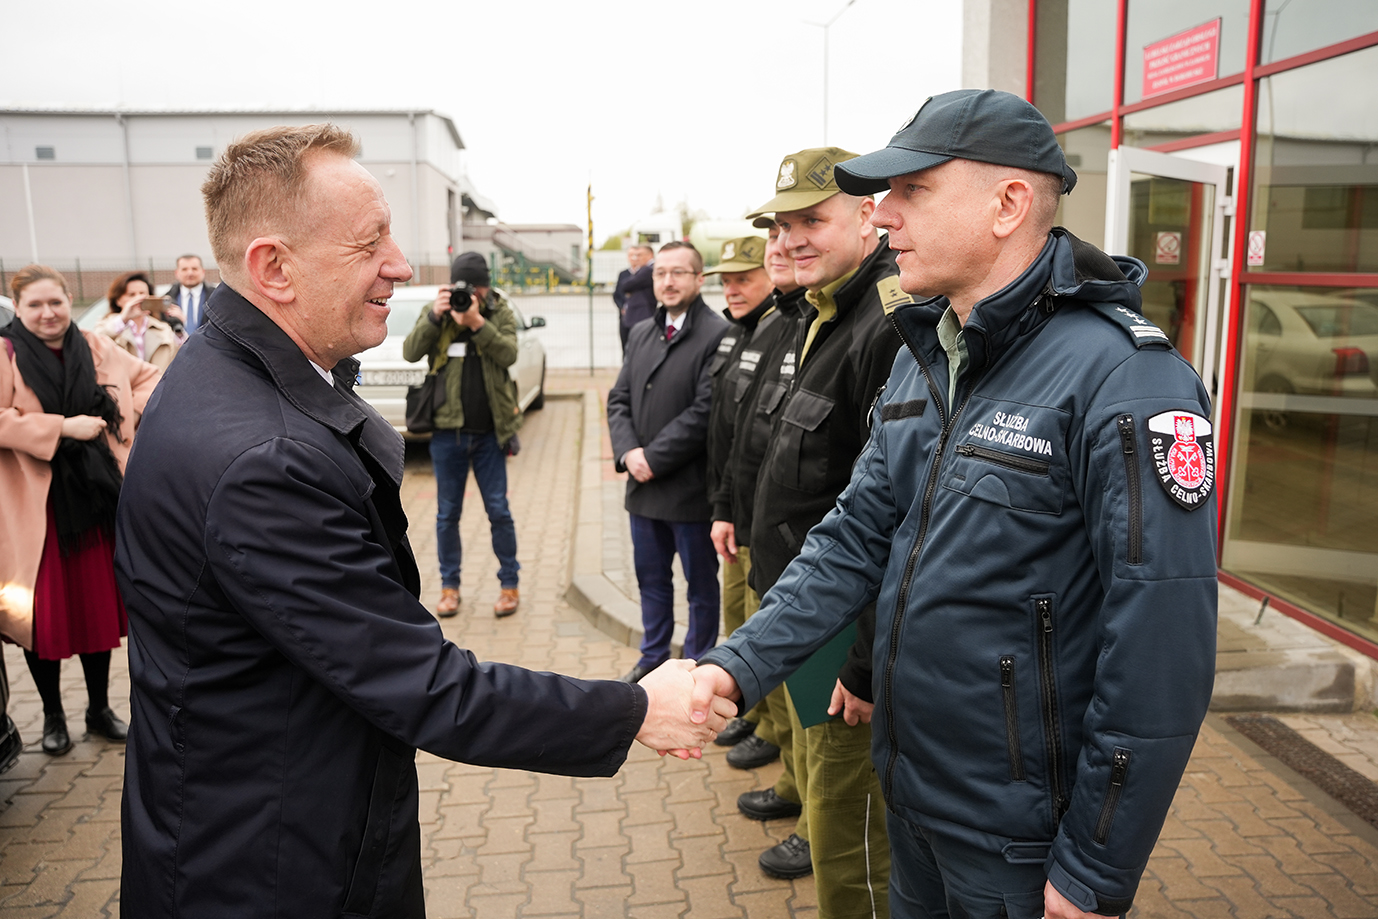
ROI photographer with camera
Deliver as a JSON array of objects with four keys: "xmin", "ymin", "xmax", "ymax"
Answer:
[{"xmin": 403, "ymin": 252, "xmax": 523, "ymax": 619}]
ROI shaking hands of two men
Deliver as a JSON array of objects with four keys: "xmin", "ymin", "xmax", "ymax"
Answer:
[{"xmin": 632, "ymin": 661, "xmax": 742, "ymax": 758}]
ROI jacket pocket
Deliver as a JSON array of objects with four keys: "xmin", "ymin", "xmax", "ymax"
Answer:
[
  {"xmin": 957, "ymin": 443, "xmax": 1050, "ymax": 476},
  {"xmin": 168, "ymin": 705, "xmax": 185, "ymax": 754},
  {"xmin": 733, "ymin": 371, "xmax": 755, "ymax": 403},
  {"xmin": 771, "ymin": 389, "xmax": 834, "ymax": 491},
  {"xmin": 943, "ymin": 442, "xmax": 1063, "ymax": 514},
  {"xmin": 1094, "ymin": 747, "xmax": 1132, "ymax": 845},
  {"xmin": 708, "ymin": 352, "xmax": 729, "ymax": 377},
  {"xmin": 1034, "ymin": 595, "xmax": 1069, "ymax": 821},
  {"xmin": 1116, "ymin": 414, "xmax": 1143, "ymax": 565},
  {"xmin": 342, "ymin": 742, "xmax": 407, "ymax": 917},
  {"xmin": 999, "ymin": 656, "xmax": 1026, "ymax": 782},
  {"xmin": 757, "ymin": 380, "xmax": 787, "ymax": 416}
]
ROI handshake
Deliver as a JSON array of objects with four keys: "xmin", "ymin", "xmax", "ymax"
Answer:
[{"xmin": 631, "ymin": 661, "xmax": 742, "ymax": 760}]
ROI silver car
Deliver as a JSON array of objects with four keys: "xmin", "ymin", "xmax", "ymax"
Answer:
[{"xmin": 357, "ymin": 285, "xmax": 547, "ymax": 432}]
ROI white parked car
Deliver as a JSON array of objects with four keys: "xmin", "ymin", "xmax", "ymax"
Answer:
[
  {"xmin": 1245, "ymin": 290, "xmax": 1378, "ymax": 430},
  {"xmin": 356, "ymin": 285, "xmax": 547, "ymax": 433},
  {"xmin": 1246, "ymin": 291, "xmax": 1378, "ymax": 398}
]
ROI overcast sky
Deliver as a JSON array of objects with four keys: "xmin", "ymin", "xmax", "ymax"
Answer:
[{"xmin": 2, "ymin": 0, "xmax": 963, "ymax": 238}]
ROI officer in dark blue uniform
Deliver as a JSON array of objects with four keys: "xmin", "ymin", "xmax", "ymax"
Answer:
[{"xmin": 693, "ymin": 90, "xmax": 1218, "ymax": 919}]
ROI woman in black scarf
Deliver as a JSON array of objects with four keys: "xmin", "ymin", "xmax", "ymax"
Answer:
[{"xmin": 0, "ymin": 265, "xmax": 161, "ymax": 755}]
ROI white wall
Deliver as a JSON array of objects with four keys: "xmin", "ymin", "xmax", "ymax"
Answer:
[
  {"xmin": 962, "ymin": 0, "xmax": 1029, "ymax": 95},
  {"xmin": 0, "ymin": 111, "xmax": 471, "ymax": 267}
]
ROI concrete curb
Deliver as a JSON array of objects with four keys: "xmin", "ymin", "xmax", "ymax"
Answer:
[{"xmin": 561, "ymin": 389, "xmax": 688, "ymax": 660}]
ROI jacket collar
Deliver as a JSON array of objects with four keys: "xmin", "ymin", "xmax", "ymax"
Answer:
[
  {"xmin": 204, "ymin": 284, "xmax": 405, "ymax": 485},
  {"xmin": 655, "ymin": 295, "xmax": 710, "ymax": 342},
  {"xmin": 774, "ymin": 286, "xmax": 809, "ymax": 318},
  {"xmin": 722, "ymin": 291, "xmax": 777, "ymax": 331},
  {"xmin": 825, "ymin": 238, "xmax": 897, "ymax": 320},
  {"xmin": 894, "ymin": 228, "xmax": 1146, "ymax": 374}
]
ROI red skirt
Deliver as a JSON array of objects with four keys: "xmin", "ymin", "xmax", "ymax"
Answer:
[{"xmin": 32, "ymin": 500, "xmax": 128, "ymax": 660}]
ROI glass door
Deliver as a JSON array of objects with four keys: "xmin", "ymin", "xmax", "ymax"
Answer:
[{"xmin": 1105, "ymin": 146, "xmax": 1232, "ymax": 420}]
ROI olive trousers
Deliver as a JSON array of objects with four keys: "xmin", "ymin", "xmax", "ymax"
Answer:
[
  {"xmin": 785, "ymin": 685, "xmax": 891, "ymax": 919},
  {"xmin": 728, "ymin": 548, "xmax": 799, "ymax": 807}
]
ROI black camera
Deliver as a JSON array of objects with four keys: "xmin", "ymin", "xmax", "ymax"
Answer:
[
  {"xmin": 447, "ymin": 280, "xmax": 475, "ymax": 311},
  {"xmin": 445, "ymin": 281, "xmax": 491, "ymax": 343}
]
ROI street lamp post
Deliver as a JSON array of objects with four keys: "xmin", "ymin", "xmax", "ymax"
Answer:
[{"xmin": 805, "ymin": 0, "xmax": 859, "ymax": 145}]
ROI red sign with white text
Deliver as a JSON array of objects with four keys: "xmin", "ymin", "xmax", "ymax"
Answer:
[{"xmin": 1143, "ymin": 19, "xmax": 1221, "ymax": 99}]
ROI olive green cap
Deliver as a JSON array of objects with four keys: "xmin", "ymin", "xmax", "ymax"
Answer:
[
  {"xmin": 704, "ymin": 236, "xmax": 767, "ymax": 275},
  {"xmin": 747, "ymin": 146, "xmax": 860, "ymax": 220}
]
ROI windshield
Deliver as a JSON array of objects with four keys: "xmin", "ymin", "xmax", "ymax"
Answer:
[
  {"xmin": 385, "ymin": 295, "xmax": 434, "ymax": 338},
  {"xmin": 1294, "ymin": 302, "xmax": 1378, "ymax": 338}
]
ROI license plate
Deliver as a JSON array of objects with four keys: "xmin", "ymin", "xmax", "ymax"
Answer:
[{"xmin": 360, "ymin": 369, "xmax": 424, "ymax": 387}]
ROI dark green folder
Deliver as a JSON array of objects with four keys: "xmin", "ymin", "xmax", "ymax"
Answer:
[{"xmin": 784, "ymin": 622, "xmax": 858, "ymax": 729}]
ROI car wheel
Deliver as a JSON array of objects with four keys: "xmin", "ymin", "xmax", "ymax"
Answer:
[{"xmin": 528, "ymin": 361, "xmax": 546, "ymax": 411}]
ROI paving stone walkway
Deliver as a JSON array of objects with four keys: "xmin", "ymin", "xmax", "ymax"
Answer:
[{"xmin": 1, "ymin": 372, "xmax": 1377, "ymax": 918}]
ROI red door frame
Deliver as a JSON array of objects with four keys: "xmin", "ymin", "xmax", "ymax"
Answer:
[
  {"xmin": 1030, "ymin": 1, "xmax": 1378, "ymax": 657},
  {"xmin": 1214, "ymin": 0, "xmax": 1265, "ymax": 543}
]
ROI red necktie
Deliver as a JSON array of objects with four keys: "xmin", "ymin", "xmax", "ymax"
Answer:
[{"xmin": 666, "ymin": 325, "xmax": 676, "ymax": 342}]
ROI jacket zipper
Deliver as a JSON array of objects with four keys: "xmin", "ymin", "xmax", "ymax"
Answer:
[
  {"xmin": 955, "ymin": 443, "xmax": 1050, "ymax": 476},
  {"xmin": 1094, "ymin": 748, "xmax": 1132, "ymax": 844},
  {"xmin": 867, "ymin": 383, "xmax": 887, "ymax": 430},
  {"xmin": 1036, "ymin": 596, "xmax": 1069, "ymax": 822},
  {"xmin": 881, "ymin": 314, "xmax": 979, "ymax": 800},
  {"xmin": 1116, "ymin": 414, "xmax": 1143, "ymax": 565},
  {"xmin": 1000, "ymin": 656, "xmax": 1025, "ymax": 782}
]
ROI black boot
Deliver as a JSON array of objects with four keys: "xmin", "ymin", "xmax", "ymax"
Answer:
[
  {"xmin": 759, "ymin": 834, "xmax": 812, "ymax": 879},
  {"xmin": 85, "ymin": 707, "xmax": 128, "ymax": 742},
  {"xmin": 726, "ymin": 733, "xmax": 780, "ymax": 769},
  {"xmin": 42, "ymin": 713, "xmax": 72, "ymax": 756},
  {"xmin": 714, "ymin": 717, "xmax": 756, "ymax": 747}
]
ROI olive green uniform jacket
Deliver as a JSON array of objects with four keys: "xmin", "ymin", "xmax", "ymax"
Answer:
[{"xmin": 401, "ymin": 293, "xmax": 523, "ymax": 446}]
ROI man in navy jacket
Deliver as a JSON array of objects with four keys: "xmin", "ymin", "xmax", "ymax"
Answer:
[
  {"xmin": 692, "ymin": 91, "xmax": 1218, "ymax": 919},
  {"xmin": 616, "ymin": 244, "xmax": 656, "ymax": 353},
  {"xmin": 115, "ymin": 125, "xmax": 730, "ymax": 918}
]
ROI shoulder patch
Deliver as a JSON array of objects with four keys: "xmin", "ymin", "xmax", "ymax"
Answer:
[
  {"xmin": 1090, "ymin": 302, "xmax": 1171, "ymax": 349},
  {"xmin": 1146, "ymin": 410, "xmax": 1214, "ymax": 510},
  {"xmin": 877, "ymin": 276, "xmax": 916, "ymax": 314}
]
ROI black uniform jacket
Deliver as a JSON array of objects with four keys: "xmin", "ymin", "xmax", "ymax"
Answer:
[
  {"xmin": 608, "ymin": 296, "xmax": 728, "ymax": 522},
  {"xmin": 710, "ymin": 288, "xmax": 807, "ymax": 546},
  {"xmin": 115, "ymin": 286, "xmax": 647, "ymax": 919},
  {"xmin": 705, "ymin": 293, "xmax": 776, "ymax": 504},
  {"xmin": 750, "ymin": 242, "xmax": 906, "ymax": 592},
  {"xmin": 750, "ymin": 245, "xmax": 907, "ymax": 700}
]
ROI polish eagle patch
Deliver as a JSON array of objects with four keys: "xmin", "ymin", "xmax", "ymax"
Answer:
[{"xmin": 1147, "ymin": 411, "xmax": 1214, "ymax": 510}]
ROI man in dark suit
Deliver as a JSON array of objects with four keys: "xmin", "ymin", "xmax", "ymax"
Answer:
[
  {"xmin": 615, "ymin": 244, "xmax": 656, "ymax": 354},
  {"xmin": 114, "ymin": 124, "xmax": 730, "ymax": 919},
  {"xmin": 607, "ymin": 241, "xmax": 728, "ymax": 684},
  {"xmin": 163, "ymin": 254, "xmax": 216, "ymax": 335}
]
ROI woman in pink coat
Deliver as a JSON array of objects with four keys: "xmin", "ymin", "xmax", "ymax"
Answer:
[{"xmin": 0, "ymin": 265, "xmax": 160, "ymax": 755}]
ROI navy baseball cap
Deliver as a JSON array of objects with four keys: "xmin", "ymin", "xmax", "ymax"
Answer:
[{"xmin": 835, "ymin": 89, "xmax": 1077, "ymax": 196}]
